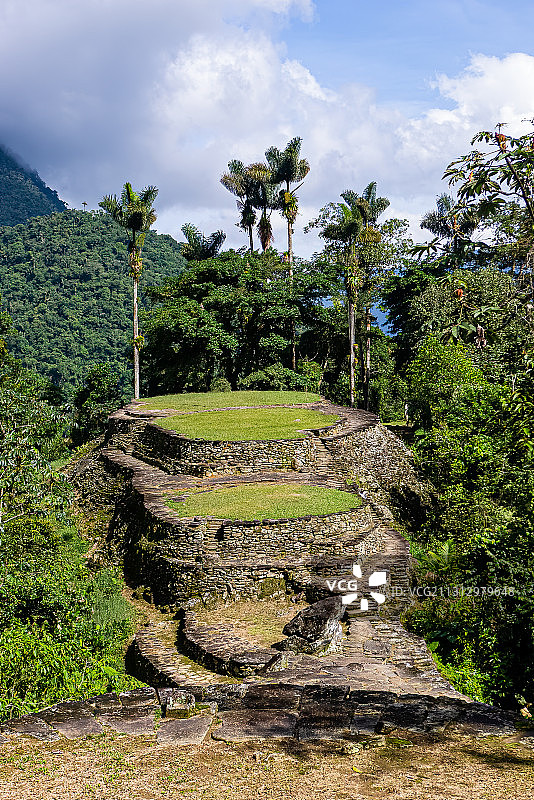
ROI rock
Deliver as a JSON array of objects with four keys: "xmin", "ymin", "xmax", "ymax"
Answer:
[
  {"xmin": 157, "ymin": 688, "xmax": 195, "ymax": 716},
  {"xmin": 86, "ymin": 692, "xmax": 122, "ymax": 712},
  {"xmin": 298, "ymin": 684, "xmax": 353, "ymax": 740},
  {"xmin": 157, "ymin": 715, "xmax": 213, "ymax": 745},
  {"xmin": 350, "ymin": 705, "xmax": 383, "ymax": 735},
  {"xmin": 379, "ymin": 698, "xmax": 430, "ymax": 733},
  {"xmin": 460, "ymin": 703, "xmax": 517, "ymax": 736},
  {"xmin": 242, "ymin": 683, "xmax": 303, "ymax": 710},
  {"xmin": 1, "ymin": 715, "xmax": 60, "ymax": 741},
  {"xmin": 212, "ymin": 710, "xmax": 298, "ymax": 742},
  {"xmin": 99, "ymin": 707, "xmax": 156, "ymax": 735},
  {"xmin": 280, "ymin": 597, "xmax": 344, "ymax": 653},
  {"xmin": 38, "ymin": 702, "xmax": 103, "ymax": 739},
  {"xmin": 119, "ymin": 687, "xmax": 158, "ymax": 709}
]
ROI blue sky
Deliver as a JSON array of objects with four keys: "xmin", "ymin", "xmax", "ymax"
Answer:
[
  {"xmin": 1, "ymin": 0, "xmax": 534, "ymax": 255},
  {"xmin": 285, "ymin": 1, "xmax": 534, "ymax": 100}
]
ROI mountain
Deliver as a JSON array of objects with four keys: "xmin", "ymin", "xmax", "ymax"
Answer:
[
  {"xmin": 0, "ymin": 144, "xmax": 67, "ymax": 226},
  {"xmin": 0, "ymin": 209, "xmax": 186, "ymax": 392}
]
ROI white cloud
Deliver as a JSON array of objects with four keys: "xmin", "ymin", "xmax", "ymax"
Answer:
[{"xmin": 2, "ymin": 2, "xmax": 534, "ymax": 254}]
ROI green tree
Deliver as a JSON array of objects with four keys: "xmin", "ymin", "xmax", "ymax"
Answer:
[
  {"xmin": 220, "ymin": 161, "xmax": 260, "ymax": 253},
  {"xmin": 306, "ymin": 184, "xmax": 390, "ymax": 407},
  {"xmin": 141, "ymin": 250, "xmax": 337, "ymax": 394},
  {"xmin": 72, "ymin": 363, "xmax": 126, "ymax": 445},
  {"xmin": 265, "ymin": 137, "xmax": 310, "ymax": 272},
  {"xmin": 99, "ymin": 183, "xmax": 158, "ymax": 399},
  {"xmin": 179, "ymin": 223, "xmax": 226, "ymax": 261}
]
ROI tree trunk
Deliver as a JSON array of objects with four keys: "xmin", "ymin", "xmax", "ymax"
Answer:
[
  {"xmin": 286, "ymin": 182, "xmax": 296, "ymax": 370},
  {"xmin": 133, "ymin": 274, "xmax": 140, "ymax": 400},
  {"xmin": 363, "ymin": 307, "xmax": 371, "ymax": 411},
  {"xmin": 349, "ymin": 300, "xmax": 355, "ymax": 408},
  {"xmin": 248, "ymin": 225, "xmax": 254, "ymax": 254}
]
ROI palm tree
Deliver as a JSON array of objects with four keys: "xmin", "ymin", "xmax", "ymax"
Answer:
[
  {"xmin": 310, "ymin": 182, "xmax": 389, "ymax": 407},
  {"xmin": 179, "ymin": 223, "xmax": 226, "ymax": 261},
  {"xmin": 265, "ymin": 137, "xmax": 310, "ymax": 274},
  {"xmin": 221, "ymin": 160, "xmax": 260, "ymax": 253},
  {"xmin": 344, "ymin": 183, "xmax": 389, "ymax": 409},
  {"xmin": 265, "ymin": 138, "xmax": 310, "ymax": 369},
  {"xmin": 320, "ymin": 198, "xmax": 365, "ymax": 407},
  {"xmin": 248, "ymin": 162, "xmax": 277, "ymax": 251},
  {"xmin": 99, "ymin": 182, "xmax": 158, "ymax": 400},
  {"xmin": 421, "ymin": 193, "xmax": 479, "ymax": 257}
]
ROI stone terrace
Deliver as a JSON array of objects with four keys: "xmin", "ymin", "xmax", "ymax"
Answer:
[{"xmin": 34, "ymin": 395, "xmax": 530, "ymax": 745}]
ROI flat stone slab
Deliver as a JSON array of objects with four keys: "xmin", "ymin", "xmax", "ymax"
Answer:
[
  {"xmin": 98, "ymin": 707, "xmax": 156, "ymax": 735},
  {"xmin": 242, "ymin": 683, "xmax": 302, "ymax": 710},
  {"xmin": 212, "ymin": 709, "xmax": 298, "ymax": 741},
  {"xmin": 119, "ymin": 687, "xmax": 158, "ymax": 708},
  {"xmin": 157, "ymin": 715, "xmax": 213, "ymax": 745},
  {"xmin": 38, "ymin": 703, "xmax": 103, "ymax": 739},
  {"xmin": 86, "ymin": 692, "xmax": 122, "ymax": 712},
  {"xmin": 1, "ymin": 715, "xmax": 60, "ymax": 741}
]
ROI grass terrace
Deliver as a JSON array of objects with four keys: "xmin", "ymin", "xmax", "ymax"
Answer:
[
  {"xmin": 167, "ymin": 482, "xmax": 361, "ymax": 520},
  {"xmin": 138, "ymin": 390, "xmax": 322, "ymax": 412},
  {"xmin": 155, "ymin": 406, "xmax": 338, "ymax": 440}
]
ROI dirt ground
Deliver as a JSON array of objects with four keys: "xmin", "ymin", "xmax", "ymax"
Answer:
[
  {"xmin": 194, "ymin": 597, "xmax": 309, "ymax": 648},
  {"xmin": 0, "ymin": 729, "xmax": 533, "ymax": 800}
]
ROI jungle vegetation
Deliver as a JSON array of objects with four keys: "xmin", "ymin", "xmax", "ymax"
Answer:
[{"xmin": 1, "ymin": 126, "xmax": 534, "ymax": 714}]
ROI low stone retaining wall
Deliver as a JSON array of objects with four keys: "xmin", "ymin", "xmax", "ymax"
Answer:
[
  {"xmin": 100, "ymin": 447, "xmax": 387, "ymax": 605},
  {"xmin": 134, "ymin": 421, "xmax": 322, "ymax": 476},
  {"xmin": 177, "ymin": 611, "xmax": 288, "ymax": 678},
  {"xmin": 1, "ymin": 683, "xmax": 526, "ymax": 745}
]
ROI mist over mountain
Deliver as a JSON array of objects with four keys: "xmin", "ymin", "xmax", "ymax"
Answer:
[{"xmin": 0, "ymin": 144, "xmax": 67, "ymax": 226}]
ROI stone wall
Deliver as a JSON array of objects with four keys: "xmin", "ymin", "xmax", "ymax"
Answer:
[
  {"xmin": 0, "ymin": 683, "xmax": 523, "ymax": 745},
  {"xmin": 322, "ymin": 423, "xmax": 425, "ymax": 501},
  {"xmin": 133, "ymin": 421, "xmax": 322, "ymax": 476}
]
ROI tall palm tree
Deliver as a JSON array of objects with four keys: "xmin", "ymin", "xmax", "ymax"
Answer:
[
  {"xmin": 265, "ymin": 137, "xmax": 310, "ymax": 274},
  {"xmin": 99, "ymin": 182, "xmax": 158, "ymax": 400},
  {"xmin": 313, "ymin": 183, "xmax": 389, "ymax": 407},
  {"xmin": 221, "ymin": 160, "xmax": 260, "ymax": 253},
  {"xmin": 320, "ymin": 197, "xmax": 366, "ymax": 407},
  {"xmin": 179, "ymin": 223, "xmax": 226, "ymax": 261},
  {"xmin": 344, "ymin": 183, "xmax": 389, "ymax": 409},
  {"xmin": 265, "ymin": 137, "xmax": 310, "ymax": 369},
  {"xmin": 248, "ymin": 162, "xmax": 277, "ymax": 251}
]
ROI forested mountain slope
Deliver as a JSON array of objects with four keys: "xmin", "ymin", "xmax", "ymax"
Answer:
[
  {"xmin": 0, "ymin": 144, "xmax": 67, "ymax": 225},
  {"xmin": 0, "ymin": 210, "xmax": 186, "ymax": 392}
]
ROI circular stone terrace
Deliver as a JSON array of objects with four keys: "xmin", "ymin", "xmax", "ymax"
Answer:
[{"xmin": 113, "ymin": 391, "xmax": 379, "ymax": 479}]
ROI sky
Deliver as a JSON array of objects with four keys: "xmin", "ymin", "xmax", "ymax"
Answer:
[{"xmin": 2, "ymin": 0, "xmax": 534, "ymax": 256}]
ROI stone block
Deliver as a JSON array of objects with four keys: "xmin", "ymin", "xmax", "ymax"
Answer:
[
  {"xmin": 379, "ymin": 699, "xmax": 430, "ymax": 732},
  {"xmin": 242, "ymin": 683, "xmax": 302, "ymax": 710},
  {"xmin": 38, "ymin": 703, "xmax": 103, "ymax": 739},
  {"xmin": 349, "ymin": 690, "xmax": 397, "ymax": 706},
  {"xmin": 99, "ymin": 707, "xmax": 156, "ymax": 735},
  {"xmin": 157, "ymin": 714, "xmax": 213, "ymax": 745},
  {"xmin": 157, "ymin": 688, "xmax": 196, "ymax": 715},
  {"xmin": 2, "ymin": 715, "xmax": 60, "ymax": 741},
  {"xmin": 119, "ymin": 687, "xmax": 158, "ymax": 708},
  {"xmin": 460, "ymin": 703, "xmax": 517, "ymax": 735},
  {"xmin": 86, "ymin": 692, "xmax": 122, "ymax": 712},
  {"xmin": 212, "ymin": 710, "xmax": 298, "ymax": 742}
]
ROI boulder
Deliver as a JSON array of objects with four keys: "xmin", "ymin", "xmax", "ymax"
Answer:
[{"xmin": 278, "ymin": 596, "xmax": 344, "ymax": 654}]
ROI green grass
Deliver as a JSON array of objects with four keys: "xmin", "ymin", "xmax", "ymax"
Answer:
[
  {"xmin": 138, "ymin": 390, "xmax": 321, "ymax": 412},
  {"xmin": 155, "ymin": 407, "xmax": 338, "ymax": 440},
  {"xmin": 167, "ymin": 483, "xmax": 361, "ymax": 520}
]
